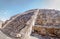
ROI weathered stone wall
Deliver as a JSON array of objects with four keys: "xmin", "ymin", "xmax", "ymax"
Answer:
[
  {"xmin": 35, "ymin": 9, "xmax": 60, "ymax": 26},
  {"xmin": 32, "ymin": 9, "xmax": 60, "ymax": 38},
  {"xmin": 1, "ymin": 11, "xmax": 35, "ymax": 38},
  {"xmin": 1, "ymin": 9, "xmax": 60, "ymax": 39},
  {"xmin": 32, "ymin": 26, "xmax": 60, "ymax": 37}
]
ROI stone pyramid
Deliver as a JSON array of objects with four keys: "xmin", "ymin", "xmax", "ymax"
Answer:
[{"xmin": 1, "ymin": 9, "xmax": 60, "ymax": 39}]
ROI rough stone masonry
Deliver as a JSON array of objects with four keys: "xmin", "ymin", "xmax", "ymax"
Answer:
[{"xmin": 1, "ymin": 9, "xmax": 60, "ymax": 39}]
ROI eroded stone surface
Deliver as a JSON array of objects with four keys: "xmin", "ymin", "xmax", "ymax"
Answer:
[
  {"xmin": 1, "ymin": 11, "xmax": 35, "ymax": 38},
  {"xmin": 1, "ymin": 9, "xmax": 60, "ymax": 39},
  {"xmin": 32, "ymin": 26, "xmax": 60, "ymax": 37}
]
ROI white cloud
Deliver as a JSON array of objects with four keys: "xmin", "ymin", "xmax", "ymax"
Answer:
[
  {"xmin": 0, "ymin": 18, "xmax": 6, "ymax": 21},
  {"xmin": 0, "ymin": 10, "xmax": 9, "ymax": 21},
  {"xmin": 47, "ymin": 0, "xmax": 60, "ymax": 10}
]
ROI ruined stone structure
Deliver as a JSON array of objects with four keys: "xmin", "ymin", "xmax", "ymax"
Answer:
[{"xmin": 1, "ymin": 9, "xmax": 60, "ymax": 39}]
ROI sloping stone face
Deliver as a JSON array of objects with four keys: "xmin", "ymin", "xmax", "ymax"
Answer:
[
  {"xmin": 35, "ymin": 9, "xmax": 60, "ymax": 26},
  {"xmin": 1, "ymin": 10, "xmax": 35, "ymax": 38},
  {"xmin": 32, "ymin": 26, "xmax": 60, "ymax": 37},
  {"xmin": 33, "ymin": 9, "xmax": 60, "ymax": 38},
  {"xmin": 1, "ymin": 9, "xmax": 60, "ymax": 39}
]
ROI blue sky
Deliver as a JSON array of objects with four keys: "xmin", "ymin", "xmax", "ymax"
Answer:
[{"xmin": 0, "ymin": 0, "xmax": 60, "ymax": 21}]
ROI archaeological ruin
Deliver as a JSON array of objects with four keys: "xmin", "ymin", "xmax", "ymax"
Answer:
[{"xmin": 0, "ymin": 9, "xmax": 60, "ymax": 39}]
